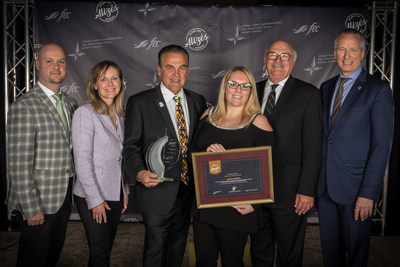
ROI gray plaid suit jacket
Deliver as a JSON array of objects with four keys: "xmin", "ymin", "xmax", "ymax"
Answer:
[{"xmin": 7, "ymin": 84, "xmax": 78, "ymax": 220}]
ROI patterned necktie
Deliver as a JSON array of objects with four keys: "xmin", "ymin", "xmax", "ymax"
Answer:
[
  {"xmin": 52, "ymin": 93, "xmax": 74, "ymax": 174},
  {"xmin": 264, "ymin": 84, "xmax": 279, "ymax": 118},
  {"xmin": 52, "ymin": 94, "xmax": 70, "ymax": 137},
  {"xmin": 331, "ymin": 78, "xmax": 350, "ymax": 126},
  {"xmin": 173, "ymin": 96, "xmax": 189, "ymax": 185}
]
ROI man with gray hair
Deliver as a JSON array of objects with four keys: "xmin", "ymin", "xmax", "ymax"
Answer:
[
  {"xmin": 251, "ymin": 40, "xmax": 322, "ymax": 267},
  {"xmin": 317, "ymin": 28, "xmax": 394, "ymax": 267}
]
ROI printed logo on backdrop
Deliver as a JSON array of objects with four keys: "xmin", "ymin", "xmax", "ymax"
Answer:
[
  {"xmin": 311, "ymin": 54, "xmax": 337, "ymax": 70},
  {"xmin": 293, "ymin": 22, "xmax": 320, "ymax": 35},
  {"xmin": 185, "ymin": 28, "xmax": 209, "ymax": 51},
  {"xmin": 304, "ymin": 57, "xmax": 322, "ymax": 76},
  {"xmin": 227, "ymin": 26, "xmax": 245, "ymax": 46},
  {"xmin": 34, "ymin": 44, "xmax": 43, "ymax": 60},
  {"xmin": 44, "ymin": 8, "xmax": 71, "ymax": 22},
  {"xmin": 68, "ymin": 43, "xmax": 86, "ymax": 62},
  {"xmin": 81, "ymin": 37, "xmax": 123, "ymax": 50},
  {"xmin": 95, "ymin": 1, "xmax": 119, "ymax": 22},
  {"xmin": 211, "ymin": 70, "xmax": 227, "ymax": 79},
  {"xmin": 134, "ymin": 37, "xmax": 162, "ymax": 51},
  {"xmin": 146, "ymin": 72, "xmax": 160, "ymax": 88},
  {"xmin": 228, "ymin": 22, "xmax": 282, "ymax": 46},
  {"xmin": 345, "ymin": 13, "xmax": 367, "ymax": 33},
  {"xmin": 261, "ymin": 65, "xmax": 268, "ymax": 78},
  {"xmin": 138, "ymin": 3, "xmax": 156, "ymax": 16},
  {"xmin": 61, "ymin": 83, "xmax": 79, "ymax": 94}
]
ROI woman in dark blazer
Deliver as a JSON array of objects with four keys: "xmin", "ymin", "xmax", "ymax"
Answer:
[{"xmin": 72, "ymin": 60, "xmax": 130, "ymax": 267}]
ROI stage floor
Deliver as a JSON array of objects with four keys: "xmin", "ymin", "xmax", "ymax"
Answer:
[{"xmin": 0, "ymin": 222, "xmax": 399, "ymax": 266}]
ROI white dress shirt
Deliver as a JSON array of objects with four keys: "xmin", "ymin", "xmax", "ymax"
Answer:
[{"xmin": 160, "ymin": 83, "xmax": 191, "ymax": 139}]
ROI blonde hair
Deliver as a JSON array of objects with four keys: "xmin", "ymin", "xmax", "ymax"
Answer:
[
  {"xmin": 86, "ymin": 60, "xmax": 125, "ymax": 116},
  {"xmin": 209, "ymin": 66, "xmax": 261, "ymax": 125}
]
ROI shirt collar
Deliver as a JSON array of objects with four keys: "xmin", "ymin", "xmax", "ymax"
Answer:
[
  {"xmin": 340, "ymin": 66, "xmax": 362, "ymax": 80},
  {"xmin": 38, "ymin": 81, "xmax": 60, "ymax": 98},
  {"xmin": 267, "ymin": 75, "xmax": 290, "ymax": 88},
  {"xmin": 160, "ymin": 82, "xmax": 184, "ymax": 101}
]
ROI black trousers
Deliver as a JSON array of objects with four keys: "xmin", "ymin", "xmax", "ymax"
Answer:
[
  {"xmin": 250, "ymin": 206, "xmax": 307, "ymax": 267},
  {"xmin": 16, "ymin": 178, "xmax": 72, "ymax": 267},
  {"xmin": 142, "ymin": 182, "xmax": 193, "ymax": 267},
  {"xmin": 74, "ymin": 195, "xmax": 123, "ymax": 267},
  {"xmin": 193, "ymin": 218, "xmax": 249, "ymax": 267}
]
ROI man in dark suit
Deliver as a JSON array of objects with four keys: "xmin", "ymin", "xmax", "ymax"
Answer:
[
  {"xmin": 123, "ymin": 44, "xmax": 206, "ymax": 267},
  {"xmin": 250, "ymin": 40, "xmax": 322, "ymax": 267},
  {"xmin": 317, "ymin": 29, "xmax": 394, "ymax": 267},
  {"xmin": 7, "ymin": 43, "xmax": 78, "ymax": 266}
]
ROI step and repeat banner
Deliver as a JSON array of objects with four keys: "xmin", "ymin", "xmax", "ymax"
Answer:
[{"xmin": 35, "ymin": 0, "xmax": 366, "ymax": 221}]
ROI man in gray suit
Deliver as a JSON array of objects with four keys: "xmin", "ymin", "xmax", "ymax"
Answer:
[{"xmin": 7, "ymin": 43, "xmax": 78, "ymax": 266}]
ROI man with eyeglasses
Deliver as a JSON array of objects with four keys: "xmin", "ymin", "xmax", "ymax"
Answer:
[{"xmin": 250, "ymin": 40, "xmax": 322, "ymax": 267}]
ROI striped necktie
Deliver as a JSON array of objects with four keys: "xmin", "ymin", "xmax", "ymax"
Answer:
[
  {"xmin": 173, "ymin": 96, "xmax": 189, "ymax": 185},
  {"xmin": 331, "ymin": 78, "xmax": 350, "ymax": 126},
  {"xmin": 264, "ymin": 84, "xmax": 279, "ymax": 118}
]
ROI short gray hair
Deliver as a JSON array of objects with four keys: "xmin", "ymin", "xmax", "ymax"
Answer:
[{"xmin": 334, "ymin": 28, "xmax": 366, "ymax": 51}]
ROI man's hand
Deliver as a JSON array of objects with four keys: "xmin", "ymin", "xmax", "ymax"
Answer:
[
  {"xmin": 354, "ymin": 196, "xmax": 374, "ymax": 221},
  {"xmin": 232, "ymin": 204, "xmax": 255, "ymax": 215},
  {"xmin": 27, "ymin": 212, "xmax": 45, "ymax": 226},
  {"xmin": 294, "ymin": 194, "xmax": 314, "ymax": 215},
  {"xmin": 137, "ymin": 170, "xmax": 163, "ymax": 188}
]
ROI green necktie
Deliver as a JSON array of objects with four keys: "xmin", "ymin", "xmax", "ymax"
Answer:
[
  {"xmin": 52, "ymin": 93, "xmax": 74, "ymax": 174},
  {"xmin": 52, "ymin": 94, "xmax": 70, "ymax": 137}
]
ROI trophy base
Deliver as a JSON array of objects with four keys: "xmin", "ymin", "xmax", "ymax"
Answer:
[{"xmin": 149, "ymin": 176, "xmax": 175, "ymax": 182}]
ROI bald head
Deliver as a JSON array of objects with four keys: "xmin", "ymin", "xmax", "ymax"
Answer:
[{"xmin": 36, "ymin": 43, "xmax": 67, "ymax": 93}]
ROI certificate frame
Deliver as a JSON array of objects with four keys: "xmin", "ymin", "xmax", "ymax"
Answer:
[{"xmin": 191, "ymin": 146, "xmax": 274, "ymax": 209}]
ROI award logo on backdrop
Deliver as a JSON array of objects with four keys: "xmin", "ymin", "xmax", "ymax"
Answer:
[{"xmin": 34, "ymin": 1, "xmax": 366, "ymax": 220}]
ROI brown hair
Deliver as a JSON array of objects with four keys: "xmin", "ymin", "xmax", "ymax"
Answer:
[{"xmin": 86, "ymin": 60, "xmax": 125, "ymax": 116}]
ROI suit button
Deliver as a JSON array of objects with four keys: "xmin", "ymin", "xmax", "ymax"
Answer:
[
  {"xmin": 117, "ymin": 157, "xmax": 122, "ymax": 161},
  {"xmin": 328, "ymin": 140, "xmax": 333, "ymax": 144}
]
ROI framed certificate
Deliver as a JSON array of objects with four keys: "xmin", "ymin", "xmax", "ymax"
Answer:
[{"xmin": 191, "ymin": 146, "xmax": 274, "ymax": 209}]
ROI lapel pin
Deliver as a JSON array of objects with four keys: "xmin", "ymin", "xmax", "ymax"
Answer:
[
  {"xmin": 358, "ymin": 86, "xmax": 362, "ymax": 90},
  {"xmin": 159, "ymin": 102, "xmax": 164, "ymax": 108}
]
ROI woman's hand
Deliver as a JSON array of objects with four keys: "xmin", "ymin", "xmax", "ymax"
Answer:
[
  {"xmin": 206, "ymin": 143, "xmax": 226, "ymax": 152},
  {"xmin": 232, "ymin": 204, "xmax": 255, "ymax": 215},
  {"xmin": 92, "ymin": 201, "xmax": 110, "ymax": 223},
  {"xmin": 121, "ymin": 196, "xmax": 129, "ymax": 214}
]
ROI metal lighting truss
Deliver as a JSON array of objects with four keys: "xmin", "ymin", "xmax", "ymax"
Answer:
[
  {"xmin": 2, "ymin": 0, "xmax": 398, "ymax": 234},
  {"xmin": 3, "ymin": 0, "xmax": 35, "ymax": 115},
  {"xmin": 367, "ymin": 1, "xmax": 397, "ymax": 236}
]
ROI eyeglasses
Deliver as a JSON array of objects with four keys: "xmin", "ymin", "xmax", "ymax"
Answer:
[
  {"xmin": 267, "ymin": 52, "xmax": 292, "ymax": 62},
  {"xmin": 227, "ymin": 81, "xmax": 252, "ymax": 91}
]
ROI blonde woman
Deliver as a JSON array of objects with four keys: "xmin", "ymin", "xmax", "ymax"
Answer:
[{"xmin": 191, "ymin": 66, "xmax": 273, "ymax": 267}]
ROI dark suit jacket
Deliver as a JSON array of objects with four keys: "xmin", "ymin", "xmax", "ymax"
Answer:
[
  {"xmin": 257, "ymin": 76, "xmax": 322, "ymax": 208},
  {"xmin": 317, "ymin": 69, "xmax": 394, "ymax": 205},
  {"xmin": 123, "ymin": 86, "xmax": 206, "ymax": 216}
]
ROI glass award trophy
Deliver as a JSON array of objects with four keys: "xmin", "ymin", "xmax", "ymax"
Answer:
[{"xmin": 146, "ymin": 129, "xmax": 180, "ymax": 181}]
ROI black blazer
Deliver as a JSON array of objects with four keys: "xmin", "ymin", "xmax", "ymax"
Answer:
[
  {"xmin": 123, "ymin": 86, "xmax": 207, "ymax": 215},
  {"xmin": 257, "ymin": 76, "xmax": 322, "ymax": 208}
]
